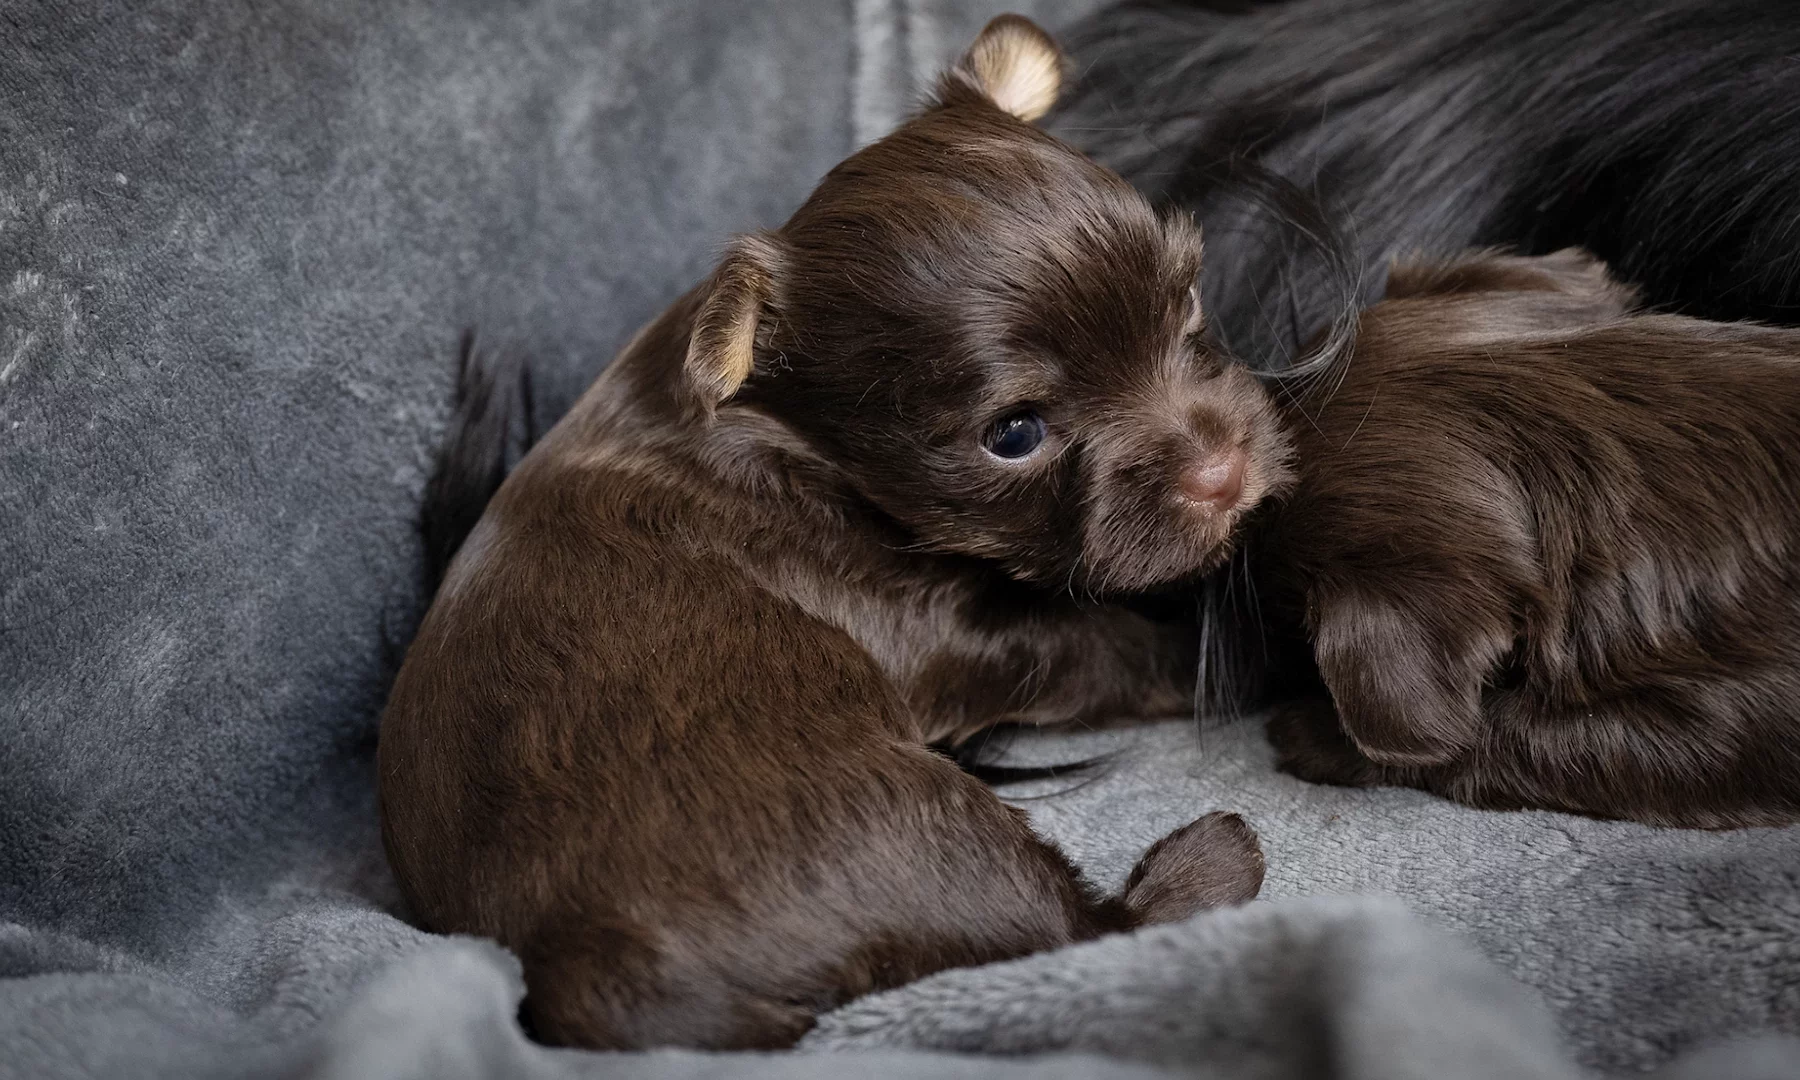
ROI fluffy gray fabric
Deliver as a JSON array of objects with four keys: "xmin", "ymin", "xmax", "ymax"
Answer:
[
  {"xmin": 809, "ymin": 721, "xmax": 1800, "ymax": 1076},
  {"xmin": 2, "ymin": 1, "xmax": 1796, "ymax": 1078}
]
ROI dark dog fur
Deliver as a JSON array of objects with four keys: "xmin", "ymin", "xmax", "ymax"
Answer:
[
  {"xmin": 419, "ymin": 332, "xmax": 539, "ymax": 594},
  {"xmin": 1236, "ymin": 248, "xmax": 1800, "ymax": 829},
  {"xmin": 1056, "ymin": 0, "xmax": 1800, "ymax": 370},
  {"xmin": 379, "ymin": 17, "xmax": 1269, "ymax": 1052}
]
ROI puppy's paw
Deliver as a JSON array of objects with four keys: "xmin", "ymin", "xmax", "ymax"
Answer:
[
  {"xmin": 1122, "ymin": 810, "xmax": 1264, "ymax": 924},
  {"xmin": 1265, "ymin": 698, "xmax": 1391, "ymax": 788}
]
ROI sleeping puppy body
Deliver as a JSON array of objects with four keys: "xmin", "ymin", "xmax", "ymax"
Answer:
[
  {"xmin": 1240, "ymin": 248, "xmax": 1800, "ymax": 829},
  {"xmin": 379, "ymin": 17, "xmax": 1272, "ymax": 1052}
]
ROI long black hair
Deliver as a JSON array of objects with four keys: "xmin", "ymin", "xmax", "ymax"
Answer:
[{"xmin": 1055, "ymin": 0, "xmax": 1800, "ymax": 371}]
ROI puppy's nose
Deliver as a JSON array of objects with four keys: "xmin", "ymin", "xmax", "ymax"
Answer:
[{"xmin": 1179, "ymin": 448, "xmax": 1246, "ymax": 510}]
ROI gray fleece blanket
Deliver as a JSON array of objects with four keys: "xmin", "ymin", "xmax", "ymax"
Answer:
[{"xmin": 2, "ymin": 1, "xmax": 1797, "ymax": 1077}]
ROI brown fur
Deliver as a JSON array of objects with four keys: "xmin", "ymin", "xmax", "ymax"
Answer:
[
  {"xmin": 1244, "ymin": 248, "xmax": 1800, "ymax": 828},
  {"xmin": 378, "ymin": 17, "xmax": 1270, "ymax": 1052}
]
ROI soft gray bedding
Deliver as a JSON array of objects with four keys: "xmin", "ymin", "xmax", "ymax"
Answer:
[{"xmin": 2, "ymin": 2, "xmax": 1796, "ymax": 1077}]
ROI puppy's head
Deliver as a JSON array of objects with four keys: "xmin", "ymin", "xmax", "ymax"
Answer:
[{"xmin": 686, "ymin": 15, "xmax": 1292, "ymax": 593}]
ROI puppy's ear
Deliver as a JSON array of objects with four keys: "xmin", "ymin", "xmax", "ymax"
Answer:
[
  {"xmin": 686, "ymin": 232, "xmax": 784, "ymax": 407},
  {"xmin": 939, "ymin": 15, "xmax": 1066, "ymax": 123}
]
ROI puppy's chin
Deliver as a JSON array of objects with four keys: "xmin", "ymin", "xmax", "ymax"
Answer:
[
  {"xmin": 898, "ymin": 494, "xmax": 1244, "ymax": 595},
  {"xmin": 1073, "ymin": 507, "xmax": 1243, "ymax": 594}
]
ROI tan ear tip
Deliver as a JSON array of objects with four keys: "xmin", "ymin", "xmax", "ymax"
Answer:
[
  {"xmin": 684, "ymin": 235, "xmax": 779, "ymax": 407},
  {"xmin": 965, "ymin": 13, "xmax": 1066, "ymax": 123},
  {"xmin": 683, "ymin": 333, "xmax": 743, "ymax": 406},
  {"xmin": 685, "ymin": 310, "xmax": 757, "ymax": 407}
]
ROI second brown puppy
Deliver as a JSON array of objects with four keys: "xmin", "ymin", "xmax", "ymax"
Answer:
[
  {"xmin": 379, "ymin": 17, "xmax": 1273, "ymax": 1052},
  {"xmin": 1243, "ymin": 248, "xmax": 1800, "ymax": 829}
]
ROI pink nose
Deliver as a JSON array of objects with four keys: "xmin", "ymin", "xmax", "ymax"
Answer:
[{"xmin": 1179, "ymin": 448, "xmax": 1247, "ymax": 510}]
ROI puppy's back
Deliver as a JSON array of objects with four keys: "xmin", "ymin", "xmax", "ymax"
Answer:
[
  {"xmin": 382, "ymin": 407, "xmax": 1263, "ymax": 1047},
  {"xmin": 1304, "ymin": 259, "xmax": 1800, "ymax": 616},
  {"xmin": 1260, "ymin": 250, "xmax": 1800, "ymax": 825}
]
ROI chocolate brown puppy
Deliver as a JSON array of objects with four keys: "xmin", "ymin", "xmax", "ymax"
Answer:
[
  {"xmin": 379, "ymin": 16, "xmax": 1274, "ymax": 1052},
  {"xmin": 1241, "ymin": 248, "xmax": 1800, "ymax": 828}
]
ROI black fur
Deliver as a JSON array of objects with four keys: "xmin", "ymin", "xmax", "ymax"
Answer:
[
  {"xmin": 1054, "ymin": 0, "xmax": 1800, "ymax": 369},
  {"xmin": 419, "ymin": 332, "xmax": 537, "ymax": 592}
]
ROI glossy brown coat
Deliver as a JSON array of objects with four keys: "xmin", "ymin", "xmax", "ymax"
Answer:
[
  {"xmin": 1252, "ymin": 249, "xmax": 1800, "ymax": 828},
  {"xmin": 379, "ymin": 17, "xmax": 1267, "ymax": 1052}
]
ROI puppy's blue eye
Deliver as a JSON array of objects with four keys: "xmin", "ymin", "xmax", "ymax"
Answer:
[{"xmin": 984, "ymin": 411, "xmax": 1046, "ymax": 459}]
